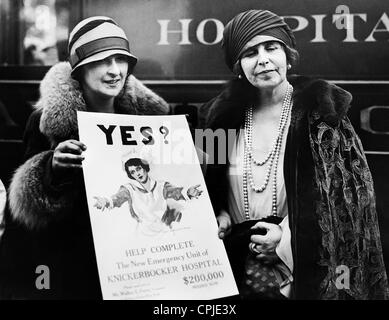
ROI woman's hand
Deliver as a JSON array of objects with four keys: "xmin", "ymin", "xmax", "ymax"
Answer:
[
  {"xmin": 93, "ymin": 196, "xmax": 109, "ymax": 211},
  {"xmin": 187, "ymin": 184, "xmax": 203, "ymax": 199},
  {"xmin": 217, "ymin": 210, "xmax": 231, "ymax": 239},
  {"xmin": 52, "ymin": 139, "xmax": 87, "ymax": 173},
  {"xmin": 250, "ymin": 221, "xmax": 282, "ymax": 255}
]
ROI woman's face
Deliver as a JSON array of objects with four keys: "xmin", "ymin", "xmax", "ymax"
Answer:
[
  {"xmin": 81, "ymin": 54, "xmax": 129, "ymax": 99},
  {"xmin": 128, "ymin": 165, "xmax": 148, "ymax": 184},
  {"xmin": 240, "ymin": 35, "xmax": 288, "ymax": 90}
]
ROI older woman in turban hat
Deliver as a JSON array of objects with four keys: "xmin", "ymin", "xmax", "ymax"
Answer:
[{"xmin": 200, "ymin": 9, "xmax": 388, "ymax": 300}]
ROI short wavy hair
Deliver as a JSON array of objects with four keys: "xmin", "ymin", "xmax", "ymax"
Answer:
[
  {"xmin": 283, "ymin": 43, "xmax": 299, "ymax": 69},
  {"xmin": 124, "ymin": 157, "xmax": 150, "ymax": 179}
]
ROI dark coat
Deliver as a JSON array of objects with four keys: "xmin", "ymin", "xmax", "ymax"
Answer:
[
  {"xmin": 199, "ymin": 75, "xmax": 389, "ymax": 299},
  {"xmin": 0, "ymin": 62, "xmax": 169, "ymax": 299}
]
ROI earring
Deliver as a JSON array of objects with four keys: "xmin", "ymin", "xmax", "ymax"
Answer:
[
  {"xmin": 287, "ymin": 64, "xmax": 291, "ymax": 70},
  {"xmin": 238, "ymin": 74, "xmax": 242, "ymax": 79}
]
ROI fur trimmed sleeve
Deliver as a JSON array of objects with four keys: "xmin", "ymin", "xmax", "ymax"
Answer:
[{"xmin": 8, "ymin": 151, "xmax": 76, "ymax": 230}]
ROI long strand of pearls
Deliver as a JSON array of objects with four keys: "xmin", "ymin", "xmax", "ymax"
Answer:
[{"xmin": 243, "ymin": 83, "xmax": 293, "ymax": 220}]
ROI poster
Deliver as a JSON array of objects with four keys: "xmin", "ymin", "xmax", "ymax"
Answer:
[{"xmin": 77, "ymin": 111, "xmax": 238, "ymax": 300}]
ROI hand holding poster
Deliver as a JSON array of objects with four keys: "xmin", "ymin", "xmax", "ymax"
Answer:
[{"xmin": 77, "ymin": 111, "xmax": 238, "ymax": 300}]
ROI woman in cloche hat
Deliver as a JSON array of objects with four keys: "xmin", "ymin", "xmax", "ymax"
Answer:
[{"xmin": 0, "ymin": 16, "xmax": 169, "ymax": 299}]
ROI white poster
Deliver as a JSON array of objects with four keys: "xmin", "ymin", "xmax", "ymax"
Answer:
[{"xmin": 77, "ymin": 111, "xmax": 238, "ymax": 300}]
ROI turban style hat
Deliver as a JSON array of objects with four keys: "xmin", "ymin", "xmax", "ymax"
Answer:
[{"xmin": 222, "ymin": 10, "xmax": 296, "ymax": 71}]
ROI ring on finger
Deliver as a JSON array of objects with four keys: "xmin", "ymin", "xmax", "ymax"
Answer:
[{"xmin": 249, "ymin": 242, "xmax": 261, "ymax": 254}]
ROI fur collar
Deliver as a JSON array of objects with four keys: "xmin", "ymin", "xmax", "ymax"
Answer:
[
  {"xmin": 36, "ymin": 62, "xmax": 169, "ymax": 145},
  {"xmin": 200, "ymin": 75, "xmax": 352, "ymax": 130}
]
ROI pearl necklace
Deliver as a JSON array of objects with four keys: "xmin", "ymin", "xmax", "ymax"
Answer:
[{"xmin": 243, "ymin": 83, "xmax": 293, "ymax": 219}]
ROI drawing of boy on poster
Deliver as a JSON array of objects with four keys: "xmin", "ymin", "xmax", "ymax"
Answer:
[{"xmin": 93, "ymin": 157, "xmax": 202, "ymax": 236}]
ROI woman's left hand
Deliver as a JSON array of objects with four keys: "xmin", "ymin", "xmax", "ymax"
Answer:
[
  {"xmin": 187, "ymin": 184, "xmax": 203, "ymax": 199},
  {"xmin": 250, "ymin": 221, "xmax": 282, "ymax": 255}
]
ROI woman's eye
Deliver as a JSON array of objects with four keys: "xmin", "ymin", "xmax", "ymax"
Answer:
[
  {"xmin": 92, "ymin": 59, "xmax": 105, "ymax": 67},
  {"xmin": 243, "ymin": 49, "xmax": 256, "ymax": 57},
  {"xmin": 265, "ymin": 42, "xmax": 281, "ymax": 51},
  {"xmin": 99, "ymin": 58, "xmax": 111, "ymax": 65},
  {"xmin": 116, "ymin": 56, "xmax": 128, "ymax": 63}
]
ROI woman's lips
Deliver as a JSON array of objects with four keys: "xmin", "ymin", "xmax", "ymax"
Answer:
[
  {"xmin": 258, "ymin": 69, "xmax": 275, "ymax": 75},
  {"xmin": 104, "ymin": 79, "xmax": 121, "ymax": 85},
  {"xmin": 254, "ymin": 69, "xmax": 279, "ymax": 78}
]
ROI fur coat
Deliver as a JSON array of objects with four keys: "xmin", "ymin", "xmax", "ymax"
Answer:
[
  {"xmin": 199, "ymin": 75, "xmax": 389, "ymax": 300},
  {"xmin": 9, "ymin": 62, "xmax": 169, "ymax": 229},
  {"xmin": 0, "ymin": 62, "xmax": 169, "ymax": 299}
]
